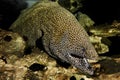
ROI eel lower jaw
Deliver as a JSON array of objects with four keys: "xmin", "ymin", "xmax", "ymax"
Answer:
[{"xmin": 67, "ymin": 53, "xmax": 94, "ymax": 75}]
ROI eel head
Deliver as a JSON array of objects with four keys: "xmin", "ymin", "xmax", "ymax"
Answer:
[{"xmin": 66, "ymin": 47, "xmax": 94, "ymax": 75}]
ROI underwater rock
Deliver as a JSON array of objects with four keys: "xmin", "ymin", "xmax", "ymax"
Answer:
[
  {"xmin": 57, "ymin": 0, "xmax": 83, "ymax": 13},
  {"xmin": 90, "ymin": 22, "xmax": 120, "ymax": 37},
  {"xmin": 1, "ymin": 49, "xmax": 120, "ymax": 80},
  {"xmin": 0, "ymin": 63, "xmax": 28, "ymax": 80},
  {"xmin": 97, "ymin": 72, "xmax": 120, "ymax": 80},
  {"xmin": 89, "ymin": 36, "xmax": 109, "ymax": 54},
  {"xmin": 75, "ymin": 12, "xmax": 95, "ymax": 30},
  {"xmin": 13, "ymin": 48, "xmax": 56, "ymax": 67},
  {"xmin": 89, "ymin": 21, "xmax": 120, "ymax": 54},
  {"xmin": 93, "ymin": 57, "xmax": 120, "ymax": 80},
  {"xmin": 10, "ymin": 1, "xmax": 98, "ymax": 75},
  {"xmin": 11, "ymin": 48, "xmax": 95, "ymax": 80},
  {"xmin": 0, "ymin": 28, "xmax": 25, "ymax": 60}
]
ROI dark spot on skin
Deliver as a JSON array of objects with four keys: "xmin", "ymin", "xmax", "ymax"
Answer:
[
  {"xmin": 4, "ymin": 35, "xmax": 12, "ymax": 42},
  {"xmin": 70, "ymin": 76, "xmax": 76, "ymax": 80},
  {"xmin": 29, "ymin": 63, "xmax": 46, "ymax": 71}
]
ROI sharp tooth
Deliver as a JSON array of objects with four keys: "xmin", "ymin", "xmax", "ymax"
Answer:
[
  {"xmin": 83, "ymin": 58, "xmax": 90, "ymax": 67},
  {"xmin": 87, "ymin": 59, "xmax": 98, "ymax": 63}
]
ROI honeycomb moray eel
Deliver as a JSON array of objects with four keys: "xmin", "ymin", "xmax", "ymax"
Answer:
[{"xmin": 10, "ymin": 1, "xmax": 98, "ymax": 75}]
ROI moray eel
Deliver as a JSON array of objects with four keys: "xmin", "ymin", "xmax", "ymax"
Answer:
[{"xmin": 10, "ymin": 2, "xmax": 98, "ymax": 75}]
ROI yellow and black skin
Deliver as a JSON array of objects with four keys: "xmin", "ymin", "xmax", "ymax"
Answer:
[{"xmin": 10, "ymin": 1, "xmax": 98, "ymax": 75}]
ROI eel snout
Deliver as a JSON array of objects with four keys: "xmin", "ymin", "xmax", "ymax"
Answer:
[{"xmin": 67, "ymin": 52, "xmax": 94, "ymax": 75}]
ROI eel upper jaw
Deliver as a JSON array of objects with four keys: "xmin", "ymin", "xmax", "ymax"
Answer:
[{"xmin": 67, "ymin": 53, "xmax": 94, "ymax": 75}]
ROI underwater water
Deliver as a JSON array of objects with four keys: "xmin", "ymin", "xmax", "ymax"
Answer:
[{"xmin": 26, "ymin": 0, "xmax": 39, "ymax": 7}]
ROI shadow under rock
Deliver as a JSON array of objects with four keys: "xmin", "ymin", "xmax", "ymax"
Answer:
[{"xmin": 99, "ymin": 59, "xmax": 120, "ymax": 74}]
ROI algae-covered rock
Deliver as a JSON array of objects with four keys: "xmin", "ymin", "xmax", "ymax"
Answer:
[
  {"xmin": 75, "ymin": 12, "xmax": 95, "ymax": 30},
  {"xmin": 58, "ymin": 0, "xmax": 83, "ymax": 13},
  {"xmin": 0, "ymin": 28, "xmax": 25, "ymax": 57},
  {"xmin": 0, "ymin": 63, "xmax": 28, "ymax": 80},
  {"xmin": 90, "ymin": 23, "xmax": 120, "ymax": 37},
  {"xmin": 89, "ymin": 21, "xmax": 120, "ymax": 54},
  {"xmin": 0, "ymin": 48, "xmax": 96, "ymax": 80},
  {"xmin": 89, "ymin": 36, "xmax": 109, "ymax": 54}
]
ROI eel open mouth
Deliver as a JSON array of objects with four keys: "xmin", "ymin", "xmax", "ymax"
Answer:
[{"xmin": 67, "ymin": 53, "xmax": 94, "ymax": 75}]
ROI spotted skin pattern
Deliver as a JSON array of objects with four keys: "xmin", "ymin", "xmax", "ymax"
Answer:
[{"xmin": 10, "ymin": 2, "xmax": 98, "ymax": 75}]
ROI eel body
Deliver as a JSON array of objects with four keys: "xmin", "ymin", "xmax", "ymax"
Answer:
[{"xmin": 10, "ymin": 2, "xmax": 98, "ymax": 75}]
